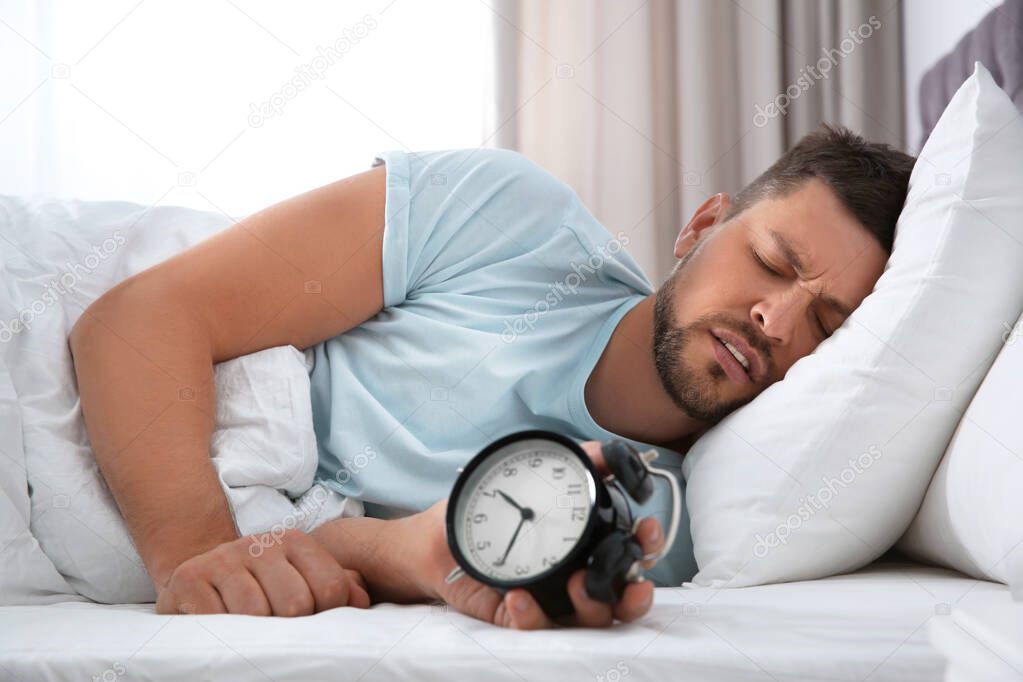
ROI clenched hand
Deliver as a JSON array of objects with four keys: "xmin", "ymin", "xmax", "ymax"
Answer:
[{"xmin": 155, "ymin": 529, "xmax": 370, "ymax": 616}]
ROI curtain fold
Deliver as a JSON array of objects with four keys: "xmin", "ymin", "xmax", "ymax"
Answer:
[{"xmin": 491, "ymin": 0, "xmax": 904, "ymax": 283}]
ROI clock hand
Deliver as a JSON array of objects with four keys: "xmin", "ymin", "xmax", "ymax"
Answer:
[
  {"xmin": 495, "ymin": 516, "xmax": 526, "ymax": 567},
  {"xmin": 496, "ymin": 489, "xmax": 536, "ymax": 521},
  {"xmin": 497, "ymin": 489, "xmax": 525, "ymax": 513}
]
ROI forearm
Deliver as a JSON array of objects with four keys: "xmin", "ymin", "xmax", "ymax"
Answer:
[
  {"xmin": 310, "ymin": 514, "xmax": 438, "ymax": 605},
  {"xmin": 70, "ymin": 282, "xmax": 238, "ymax": 587}
]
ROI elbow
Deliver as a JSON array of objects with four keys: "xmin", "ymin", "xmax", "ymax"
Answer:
[
  {"xmin": 69, "ymin": 275, "xmax": 210, "ymax": 365},
  {"xmin": 69, "ymin": 284, "xmax": 127, "ymax": 362},
  {"xmin": 69, "ymin": 275, "xmax": 154, "ymax": 363}
]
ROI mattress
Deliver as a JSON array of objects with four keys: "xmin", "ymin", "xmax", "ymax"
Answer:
[{"xmin": 0, "ymin": 560, "xmax": 1008, "ymax": 682}]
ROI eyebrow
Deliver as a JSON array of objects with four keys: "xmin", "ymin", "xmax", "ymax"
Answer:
[{"xmin": 767, "ymin": 229, "xmax": 854, "ymax": 318}]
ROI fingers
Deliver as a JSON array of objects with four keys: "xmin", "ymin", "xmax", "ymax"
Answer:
[
  {"xmin": 160, "ymin": 578, "xmax": 227, "ymax": 615},
  {"xmin": 612, "ymin": 578, "xmax": 655, "ymax": 623},
  {"xmin": 155, "ymin": 589, "xmax": 174, "ymax": 615},
  {"xmin": 481, "ymin": 572, "xmax": 656, "ymax": 630},
  {"xmin": 155, "ymin": 530, "xmax": 373, "ymax": 618},
  {"xmin": 344, "ymin": 569, "xmax": 372, "ymax": 609},
  {"xmin": 579, "ymin": 441, "xmax": 607, "ymax": 475},
  {"xmin": 282, "ymin": 531, "xmax": 354, "ymax": 612},
  {"xmin": 156, "ymin": 559, "xmax": 228, "ymax": 615},
  {"xmin": 634, "ymin": 516, "xmax": 665, "ymax": 569},
  {"xmin": 566, "ymin": 570, "xmax": 613, "ymax": 627},
  {"xmin": 212, "ymin": 568, "xmax": 271, "ymax": 616},
  {"xmin": 496, "ymin": 589, "xmax": 555, "ymax": 630},
  {"xmin": 247, "ymin": 550, "xmax": 316, "ymax": 617},
  {"xmin": 180, "ymin": 582, "xmax": 228, "ymax": 614}
]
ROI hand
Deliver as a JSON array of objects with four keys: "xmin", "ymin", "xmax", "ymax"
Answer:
[
  {"xmin": 417, "ymin": 440, "xmax": 666, "ymax": 630},
  {"xmin": 155, "ymin": 529, "xmax": 371, "ymax": 616}
]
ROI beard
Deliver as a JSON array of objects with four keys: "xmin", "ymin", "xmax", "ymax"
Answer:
[{"xmin": 651, "ymin": 253, "xmax": 771, "ymax": 424}]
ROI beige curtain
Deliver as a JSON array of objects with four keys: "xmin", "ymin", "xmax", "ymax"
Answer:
[{"xmin": 490, "ymin": 0, "xmax": 904, "ymax": 284}]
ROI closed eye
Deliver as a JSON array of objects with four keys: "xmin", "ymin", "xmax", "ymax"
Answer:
[
  {"xmin": 752, "ymin": 248, "xmax": 782, "ymax": 277},
  {"xmin": 754, "ymin": 244, "xmax": 833, "ymax": 338}
]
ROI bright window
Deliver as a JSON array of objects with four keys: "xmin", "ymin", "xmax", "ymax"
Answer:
[{"xmin": 0, "ymin": 0, "xmax": 494, "ymax": 216}]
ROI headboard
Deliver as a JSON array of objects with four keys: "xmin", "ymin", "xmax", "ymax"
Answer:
[{"xmin": 918, "ymin": 0, "xmax": 1023, "ymax": 150}]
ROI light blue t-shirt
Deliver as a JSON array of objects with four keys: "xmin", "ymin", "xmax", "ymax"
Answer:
[{"xmin": 309, "ymin": 148, "xmax": 696, "ymax": 585}]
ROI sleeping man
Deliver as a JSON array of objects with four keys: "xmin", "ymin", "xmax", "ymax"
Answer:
[{"xmin": 69, "ymin": 124, "xmax": 914, "ymax": 630}]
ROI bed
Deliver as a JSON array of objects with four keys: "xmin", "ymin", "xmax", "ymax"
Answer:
[
  {"xmin": 3, "ymin": 5, "xmax": 1021, "ymax": 682},
  {"xmin": 0, "ymin": 559, "xmax": 1008, "ymax": 682},
  {"xmin": 1, "ymin": 188, "xmax": 1012, "ymax": 682}
]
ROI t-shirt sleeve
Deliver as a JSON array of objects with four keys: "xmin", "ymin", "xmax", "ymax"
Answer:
[{"xmin": 370, "ymin": 148, "xmax": 577, "ymax": 308}]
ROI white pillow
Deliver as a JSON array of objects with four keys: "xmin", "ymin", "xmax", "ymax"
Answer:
[
  {"xmin": 897, "ymin": 308, "xmax": 1023, "ymax": 584},
  {"xmin": 0, "ymin": 353, "xmax": 79, "ymax": 605},
  {"xmin": 28, "ymin": 345, "xmax": 341, "ymax": 604},
  {"xmin": 681, "ymin": 63, "xmax": 1023, "ymax": 588}
]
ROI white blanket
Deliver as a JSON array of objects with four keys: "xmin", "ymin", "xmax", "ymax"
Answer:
[
  {"xmin": 0, "ymin": 195, "xmax": 359, "ymax": 605},
  {"xmin": 0, "ymin": 561, "xmax": 1008, "ymax": 681}
]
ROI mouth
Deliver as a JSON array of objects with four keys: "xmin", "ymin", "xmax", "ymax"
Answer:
[{"xmin": 709, "ymin": 327, "xmax": 763, "ymax": 385}]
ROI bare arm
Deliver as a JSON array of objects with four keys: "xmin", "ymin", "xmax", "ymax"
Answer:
[{"xmin": 69, "ymin": 165, "xmax": 387, "ymax": 588}]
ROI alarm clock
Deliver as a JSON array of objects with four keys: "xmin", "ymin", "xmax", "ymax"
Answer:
[{"xmin": 443, "ymin": 429, "xmax": 682, "ymax": 619}]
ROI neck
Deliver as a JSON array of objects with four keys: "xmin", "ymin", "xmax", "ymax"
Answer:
[{"xmin": 584, "ymin": 295, "xmax": 706, "ymax": 453}]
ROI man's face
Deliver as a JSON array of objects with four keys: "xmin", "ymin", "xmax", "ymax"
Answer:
[{"xmin": 653, "ymin": 178, "xmax": 888, "ymax": 423}]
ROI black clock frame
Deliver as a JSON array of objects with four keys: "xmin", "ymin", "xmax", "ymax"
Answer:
[{"xmin": 445, "ymin": 428, "xmax": 628, "ymax": 619}]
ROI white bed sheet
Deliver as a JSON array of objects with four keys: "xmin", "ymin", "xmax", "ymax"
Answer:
[{"xmin": 0, "ymin": 560, "xmax": 1009, "ymax": 682}]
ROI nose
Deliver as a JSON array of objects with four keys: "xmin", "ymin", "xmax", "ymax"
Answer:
[{"xmin": 750, "ymin": 287, "xmax": 812, "ymax": 346}]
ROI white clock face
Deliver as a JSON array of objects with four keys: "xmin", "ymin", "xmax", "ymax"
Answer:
[{"xmin": 453, "ymin": 438, "xmax": 597, "ymax": 583}]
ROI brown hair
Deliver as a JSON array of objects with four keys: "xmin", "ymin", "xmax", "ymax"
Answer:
[{"xmin": 726, "ymin": 124, "xmax": 916, "ymax": 253}]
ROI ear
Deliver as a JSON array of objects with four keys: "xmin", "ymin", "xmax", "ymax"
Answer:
[{"xmin": 674, "ymin": 193, "xmax": 731, "ymax": 259}]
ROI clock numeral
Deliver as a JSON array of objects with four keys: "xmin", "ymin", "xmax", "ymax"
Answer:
[
  {"xmin": 514, "ymin": 564, "xmax": 530, "ymax": 576},
  {"xmin": 571, "ymin": 507, "xmax": 586, "ymax": 521},
  {"xmin": 552, "ymin": 466, "xmax": 566, "ymax": 480},
  {"xmin": 529, "ymin": 457, "xmax": 543, "ymax": 468},
  {"xmin": 473, "ymin": 513, "xmax": 488, "ymax": 524},
  {"xmin": 503, "ymin": 466, "xmax": 517, "ymax": 477},
  {"xmin": 566, "ymin": 483, "xmax": 582, "ymax": 495},
  {"xmin": 481, "ymin": 489, "xmax": 497, "ymax": 497},
  {"xmin": 541, "ymin": 555, "xmax": 559, "ymax": 567},
  {"xmin": 475, "ymin": 539, "xmax": 491, "ymax": 550}
]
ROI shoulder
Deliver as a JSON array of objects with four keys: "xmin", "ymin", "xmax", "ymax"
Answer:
[
  {"xmin": 372, "ymin": 148, "xmax": 589, "ymax": 300},
  {"xmin": 391, "ymin": 148, "xmax": 578, "ymax": 209}
]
